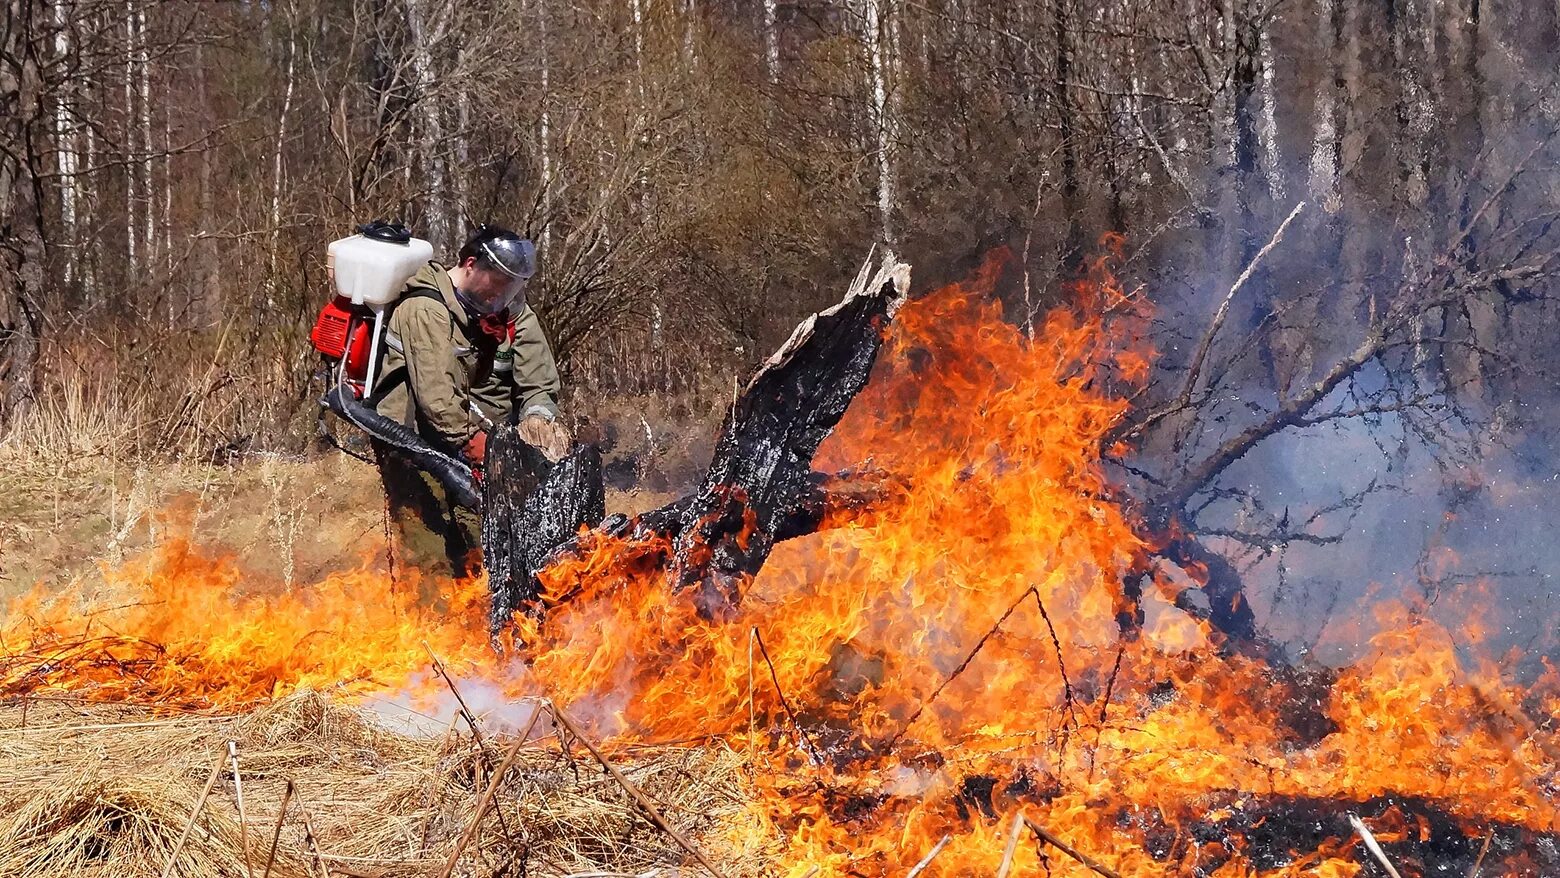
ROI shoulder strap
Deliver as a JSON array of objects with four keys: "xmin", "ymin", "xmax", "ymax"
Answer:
[{"xmin": 367, "ymin": 287, "xmax": 454, "ymax": 406}]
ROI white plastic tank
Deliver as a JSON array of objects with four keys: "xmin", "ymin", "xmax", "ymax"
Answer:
[{"xmin": 327, "ymin": 232, "xmax": 434, "ymax": 306}]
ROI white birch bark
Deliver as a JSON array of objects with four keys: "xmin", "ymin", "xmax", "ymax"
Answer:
[
  {"xmin": 538, "ymin": 0, "xmax": 554, "ymax": 255},
  {"xmin": 123, "ymin": 0, "xmax": 137, "ymax": 275},
  {"xmin": 81, "ymin": 76, "xmax": 97, "ymax": 301},
  {"xmin": 52, "ymin": 0, "xmax": 77, "ymax": 285},
  {"xmin": 763, "ymin": 0, "xmax": 779, "ymax": 84},
  {"xmin": 403, "ymin": 0, "xmax": 450, "ymax": 248},
  {"xmin": 268, "ymin": 9, "xmax": 297, "ymax": 303},
  {"xmin": 136, "ymin": 0, "xmax": 153, "ymax": 270},
  {"xmin": 1307, "ymin": 0, "xmax": 1340, "ymax": 212},
  {"xmin": 1258, "ymin": 28, "xmax": 1283, "ymax": 199},
  {"xmin": 862, "ymin": 0, "xmax": 897, "ymax": 247},
  {"xmin": 683, "ymin": 0, "xmax": 697, "ymax": 71}
]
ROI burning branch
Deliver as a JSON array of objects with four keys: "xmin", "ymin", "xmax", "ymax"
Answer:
[{"xmin": 1022, "ymin": 816, "xmax": 1122, "ymax": 878}]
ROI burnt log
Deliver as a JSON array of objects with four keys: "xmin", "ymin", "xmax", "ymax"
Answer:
[
  {"xmin": 665, "ymin": 259, "xmax": 910, "ymax": 616},
  {"xmin": 481, "ymin": 256, "xmax": 911, "ymax": 630},
  {"xmin": 481, "ymin": 435, "xmax": 604, "ymax": 632}
]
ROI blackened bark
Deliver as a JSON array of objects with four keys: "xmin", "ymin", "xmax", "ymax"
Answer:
[
  {"xmin": 667, "ymin": 258, "xmax": 910, "ymax": 617},
  {"xmin": 482, "ymin": 434, "xmax": 604, "ymax": 632}
]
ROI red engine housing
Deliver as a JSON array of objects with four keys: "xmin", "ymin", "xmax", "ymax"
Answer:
[{"xmin": 310, "ymin": 296, "xmax": 374, "ymax": 396}]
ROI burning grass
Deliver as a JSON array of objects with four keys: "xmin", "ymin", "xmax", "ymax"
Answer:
[{"xmin": 0, "ymin": 692, "xmax": 762, "ymax": 878}]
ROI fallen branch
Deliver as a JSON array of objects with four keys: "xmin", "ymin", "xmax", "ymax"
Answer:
[{"xmin": 1023, "ymin": 817, "xmax": 1121, "ymax": 878}]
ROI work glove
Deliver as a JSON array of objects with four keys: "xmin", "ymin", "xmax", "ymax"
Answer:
[
  {"xmin": 463, "ymin": 429, "xmax": 489, "ymax": 468},
  {"xmin": 518, "ymin": 412, "xmax": 571, "ymax": 462}
]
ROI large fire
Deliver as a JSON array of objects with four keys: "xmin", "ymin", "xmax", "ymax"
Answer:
[{"xmin": 3, "ymin": 248, "xmax": 1556, "ymax": 876}]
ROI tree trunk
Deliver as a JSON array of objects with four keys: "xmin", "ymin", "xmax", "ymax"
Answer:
[
  {"xmin": 862, "ymin": 0, "xmax": 897, "ymax": 248},
  {"xmin": 1052, "ymin": 0, "xmax": 1081, "ymax": 268},
  {"xmin": 402, "ymin": 0, "xmax": 450, "ymax": 249},
  {"xmin": 267, "ymin": 7, "xmax": 297, "ymax": 307},
  {"xmin": 763, "ymin": 0, "xmax": 779, "ymax": 84},
  {"xmin": 0, "ymin": 0, "xmax": 46, "ymax": 423},
  {"xmin": 51, "ymin": 0, "xmax": 77, "ymax": 288},
  {"xmin": 194, "ymin": 43, "xmax": 220, "ymax": 327}
]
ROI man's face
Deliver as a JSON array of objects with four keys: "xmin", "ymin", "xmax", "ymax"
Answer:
[{"xmin": 458, "ymin": 258, "xmax": 525, "ymax": 315}]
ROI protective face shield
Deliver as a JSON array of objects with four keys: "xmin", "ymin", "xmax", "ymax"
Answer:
[{"xmin": 458, "ymin": 236, "xmax": 537, "ymax": 317}]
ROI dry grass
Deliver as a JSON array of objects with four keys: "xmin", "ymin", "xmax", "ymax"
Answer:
[{"xmin": 0, "ymin": 692, "xmax": 772, "ymax": 878}]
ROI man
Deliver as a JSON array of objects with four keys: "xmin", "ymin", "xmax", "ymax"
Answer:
[{"xmin": 371, "ymin": 224, "xmax": 568, "ymax": 577}]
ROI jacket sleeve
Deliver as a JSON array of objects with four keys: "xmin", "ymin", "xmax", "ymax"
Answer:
[
  {"xmin": 511, "ymin": 305, "xmax": 563, "ymax": 417},
  {"xmin": 391, "ymin": 298, "xmax": 473, "ymax": 448}
]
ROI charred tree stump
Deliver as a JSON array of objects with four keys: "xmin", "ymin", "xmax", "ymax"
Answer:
[
  {"xmin": 479, "ymin": 255, "xmax": 910, "ymax": 631},
  {"xmin": 482, "ymin": 434, "xmax": 604, "ymax": 633},
  {"xmin": 666, "ymin": 258, "xmax": 911, "ymax": 616}
]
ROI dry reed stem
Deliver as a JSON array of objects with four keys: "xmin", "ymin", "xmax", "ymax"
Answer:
[
  {"xmin": 1466, "ymin": 830, "xmax": 1493, "ymax": 878},
  {"xmin": 438, "ymin": 700, "xmax": 548, "ymax": 878},
  {"xmin": 551, "ymin": 703, "xmax": 731, "ymax": 878},
  {"xmin": 995, "ymin": 812, "xmax": 1024, "ymax": 878},
  {"xmin": 159, "ymin": 748, "xmax": 228, "ymax": 878},
  {"xmin": 1022, "ymin": 817, "xmax": 1122, "ymax": 878},
  {"xmin": 904, "ymin": 834, "xmax": 950, "ymax": 878},
  {"xmin": 1348, "ymin": 813, "xmax": 1406, "ymax": 878},
  {"xmin": 228, "ymin": 740, "xmax": 254, "ymax": 878}
]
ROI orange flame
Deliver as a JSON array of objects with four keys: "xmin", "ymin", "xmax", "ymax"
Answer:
[{"xmin": 4, "ymin": 246, "xmax": 1556, "ymax": 875}]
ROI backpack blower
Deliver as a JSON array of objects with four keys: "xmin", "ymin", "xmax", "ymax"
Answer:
[{"xmin": 309, "ymin": 221, "xmax": 481, "ymax": 508}]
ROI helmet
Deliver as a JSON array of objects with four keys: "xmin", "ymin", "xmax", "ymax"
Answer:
[
  {"xmin": 458, "ymin": 230, "xmax": 537, "ymax": 316},
  {"xmin": 479, "ymin": 235, "xmax": 537, "ymax": 282}
]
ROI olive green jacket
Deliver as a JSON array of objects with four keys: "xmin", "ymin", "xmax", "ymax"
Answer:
[{"xmin": 372, "ymin": 262, "xmax": 561, "ymax": 450}]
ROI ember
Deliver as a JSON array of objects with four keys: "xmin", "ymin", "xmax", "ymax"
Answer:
[{"xmin": 3, "ymin": 250, "xmax": 1557, "ymax": 877}]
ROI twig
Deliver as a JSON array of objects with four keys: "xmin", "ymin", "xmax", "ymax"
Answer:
[
  {"xmin": 747, "ymin": 627, "xmax": 757, "ymax": 764},
  {"xmin": 261, "ymin": 779, "xmax": 294, "ymax": 878},
  {"xmin": 1348, "ymin": 813, "xmax": 1405, "ymax": 878},
  {"xmin": 160, "ymin": 749, "xmax": 228, "ymax": 878},
  {"xmin": 1467, "ymin": 830, "xmax": 1493, "ymax": 878},
  {"xmin": 1119, "ymin": 201, "xmax": 1306, "ymax": 442},
  {"xmin": 1023, "ymin": 817, "xmax": 1121, "ymax": 878},
  {"xmin": 437, "ymin": 702, "xmax": 548, "ymax": 878},
  {"xmin": 1188, "ymin": 200, "xmax": 1305, "ymax": 390},
  {"xmin": 888, "ymin": 588, "xmax": 1034, "ymax": 748},
  {"xmin": 423, "ymin": 643, "xmax": 492, "ymax": 750},
  {"xmin": 996, "ymin": 812, "xmax": 1024, "ymax": 878},
  {"xmin": 292, "ymin": 787, "xmax": 331, "ymax": 878},
  {"xmin": 424, "ymin": 642, "xmax": 519, "ymax": 843},
  {"xmin": 906, "ymin": 834, "xmax": 951, "ymax": 878},
  {"xmin": 550, "ymin": 702, "xmax": 731, "ymax": 878},
  {"xmin": 751, "ymin": 628, "xmax": 826, "ymax": 766},
  {"xmin": 229, "ymin": 741, "xmax": 254, "ymax": 878}
]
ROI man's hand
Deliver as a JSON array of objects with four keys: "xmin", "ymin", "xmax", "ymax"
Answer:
[
  {"xmin": 463, "ymin": 430, "xmax": 489, "ymax": 467},
  {"xmin": 519, "ymin": 414, "xmax": 571, "ymax": 461}
]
